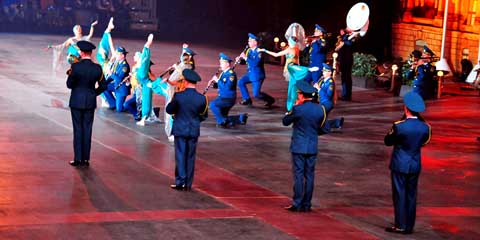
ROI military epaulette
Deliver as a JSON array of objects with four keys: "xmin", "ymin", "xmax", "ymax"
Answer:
[
  {"xmin": 328, "ymin": 79, "xmax": 333, "ymax": 83},
  {"xmin": 394, "ymin": 119, "xmax": 406, "ymax": 125},
  {"xmin": 229, "ymin": 70, "xmax": 234, "ymax": 74}
]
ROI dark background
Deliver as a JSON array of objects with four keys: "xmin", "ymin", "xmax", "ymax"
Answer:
[
  {"xmin": 0, "ymin": 0, "xmax": 395, "ymax": 60},
  {"xmin": 156, "ymin": 0, "xmax": 394, "ymax": 61}
]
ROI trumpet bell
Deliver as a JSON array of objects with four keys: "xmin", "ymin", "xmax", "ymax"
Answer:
[{"xmin": 346, "ymin": 2, "xmax": 370, "ymax": 31}]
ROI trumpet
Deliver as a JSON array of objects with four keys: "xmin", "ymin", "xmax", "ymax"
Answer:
[{"xmin": 305, "ymin": 35, "xmax": 321, "ymax": 45}]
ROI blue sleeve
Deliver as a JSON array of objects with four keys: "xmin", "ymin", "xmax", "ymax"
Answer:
[
  {"xmin": 282, "ymin": 107, "xmax": 297, "ymax": 126},
  {"xmin": 342, "ymin": 35, "xmax": 353, "ymax": 46}
]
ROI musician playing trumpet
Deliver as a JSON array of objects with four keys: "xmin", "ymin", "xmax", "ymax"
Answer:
[
  {"xmin": 407, "ymin": 46, "xmax": 436, "ymax": 100},
  {"xmin": 207, "ymin": 53, "xmax": 248, "ymax": 128},
  {"xmin": 304, "ymin": 24, "xmax": 327, "ymax": 84}
]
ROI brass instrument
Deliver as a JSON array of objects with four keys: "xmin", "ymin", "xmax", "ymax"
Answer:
[
  {"xmin": 306, "ymin": 35, "xmax": 321, "ymax": 45},
  {"xmin": 332, "ymin": 52, "xmax": 338, "ymax": 105}
]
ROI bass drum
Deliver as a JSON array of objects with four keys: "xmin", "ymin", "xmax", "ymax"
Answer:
[{"xmin": 346, "ymin": 2, "xmax": 370, "ymax": 31}]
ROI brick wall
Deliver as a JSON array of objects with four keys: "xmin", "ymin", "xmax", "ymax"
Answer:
[{"xmin": 392, "ymin": 23, "xmax": 480, "ymax": 73}]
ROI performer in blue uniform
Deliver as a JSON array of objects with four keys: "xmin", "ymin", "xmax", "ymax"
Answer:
[
  {"xmin": 408, "ymin": 46, "xmax": 435, "ymax": 100},
  {"xmin": 66, "ymin": 41, "xmax": 108, "ymax": 167},
  {"xmin": 102, "ymin": 46, "xmax": 131, "ymax": 112},
  {"xmin": 236, "ymin": 33, "xmax": 275, "ymax": 107},
  {"xmin": 384, "ymin": 91, "xmax": 431, "ymax": 234},
  {"xmin": 207, "ymin": 53, "xmax": 248, "ymax": 127},
  {"xmin": 282, "ymin": 81, "xmax": 327, "ymax": 212},
  {"xmin": 316, "ymin": 63, "xmax": 344, "ymax": 132},
  {"xmin": 166, "ymin": 69, "xmax": 208, "ymax": 191},
  {"xmin": 304, "ymin": 24, "xmax": 327, "ymax": 84}
]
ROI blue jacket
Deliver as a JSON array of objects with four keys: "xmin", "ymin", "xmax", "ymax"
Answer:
[
  {"xmin": 318, "ymin": 77, "xmax": 335, "ymax": 113},
  {"xmin": 385, "ymin": 117, "xmax": 431, "ymax": 174},
  {"xmin": 67, "ymin": 59, "xmax": 107, "ymax": 109},
  {"xmin": 245, "ymin": 48, "xmax": 265, "ymax": 80},
  {"xmin": 166, "ymin": 88, "xmax": 208, "ymax": 137},
  {"xmin": 109, "ymin": 59, "xmax": 131, "ymax": 96},
  {"xmin": 217, "ymin": 68, "xmax": 237, "ymax": 99},
  {"xmin": 282, "ymin": 101, "xmax": 327, "ymax": 154},
  {"xmin": 411, "ymin": 63, "xmax": 433, "ymax": 88},
  {"xmin": 309, "ymin": 38, "xmax": 327, "ymax": 67}
]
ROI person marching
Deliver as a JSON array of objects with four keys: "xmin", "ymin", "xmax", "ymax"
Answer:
[
  {"xmin": 66, "ymin": 41, "xmax": 108, "ymax": 167},
  {"xmin": 236, "ymin": 33, "xmax": 275, "ymax": 107},
  {"xmin": 207, "ymin": 53, "xmax": 248, "ymax": 128},
  {"xmin": 315, "ymin": 63, "xmax": 344, "ymax": 132},
  {"xmin": 304, "ymin": 24, "xmax": 327, "ymax": 84},
  {"xmin": 282, "ymin": 80, "xmax": 327, "ymax": 212},
  {"xmin": 166, "ymin": 69, "xmax": 208, "ymax": 191},
  {"xmin": 384, "ymin": 91, "xmax": 431, "ymax": 234}
]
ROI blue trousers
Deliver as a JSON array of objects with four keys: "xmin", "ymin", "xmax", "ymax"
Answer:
[
  {"xmin": 238, "ymin": 74, "xmax": 274, "ymax": 103},
  {"xmin": 123, "ymin": 92, "xmax": 138, "ymax": 118},
  {"xmin": 321, "ymin": 106, "xmax": 343, "ymax": 133},
  {"xmin": 391, "ymin": 171, "xmax": 419, "ymax": 232},
  {"xmin": 101, "ymin": 83, "xmax": 128, "ymax": 112},
  {"xmin": 174, "ymin": 136, "xmax": 198, "ymax": 188},
  {"xmin": 209, "ymin": 97, "xmax": 246, "ymax": 125},
  {"xmin": 304, "ymin": 68, "xmax": 321, "ymax": 84},
  {"xmin": 291, "ymin": 153, "xmax": 317, "ymax": 209}
]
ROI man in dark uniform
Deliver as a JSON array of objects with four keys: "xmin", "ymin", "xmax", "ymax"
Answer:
[
  {"xmin": 67, "ymin": 40, "xmax": 108, "ymax": 167},
  {"xmin": 282, "ymin": 81, "xmax": 327, "ymax": 212},
  {"xmin": 335, "ymin": 28, "xmax": 355, "ymax": 101},
  {"xmin": 207, "ymin": 53, "xmax": 248, "ymax": 128},
  {"xmin": 166, "ymin": 69, "xmax": 208, "ymax": 191},
  {"xmin": 236, "ymin": 33, "xmax": 275, "ymax": 107},
  {"xmin": 384, "ymin": 91, "xmax": 432, "ymax": 234}
]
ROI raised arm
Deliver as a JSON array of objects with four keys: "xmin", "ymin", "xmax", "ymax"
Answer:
[
  {"xmin": 85, "ymin": 20, "xmax": 98, "ymax": 41},
  {"xmin": 260, "ymin": 48, "xmax": 290, "ymax": 58}
]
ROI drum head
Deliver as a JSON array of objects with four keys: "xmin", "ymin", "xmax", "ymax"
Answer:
[{"xmin": 346, "ymin": 2, "xmax": 370, "ymax": 31}]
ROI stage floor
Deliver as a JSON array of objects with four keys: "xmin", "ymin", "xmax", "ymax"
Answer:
[{"xmin": 0, "ymin": 33, "xmax": 479, "ymax": 240}]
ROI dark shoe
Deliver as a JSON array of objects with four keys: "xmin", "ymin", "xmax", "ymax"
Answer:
[
  {"xmin": 69, "ymin": 160, "xmax": 82, "ymax": 166},
  {"xmin": 217, "ymin": 121, "xmax": 228, "ymax": 128},
  {"xmin": 264, "ymin": 98, "xmax": 275, "ymax": 107},
  {"xmin": 239, "ymin": 99, "xmax": 252, "ymax": 106},
  {"xmin": 82, "ymin": 160, "xmax": 90, "ymax": 167},
  {"xmin": 284, "ymin": 205, "xmax": 301, "ymax": 212},
  {"xmin": 338, "ymin": 117, "xmax": 344, "ymax": 129},
  {"xmin": 170, "ymin": 184, "xmax": 185, "ymax": 190},
  {"xmin": 301, "ymin": 207, "xmax": 312, "ymax": 212},
  {"xmin": 385, "ymin": 226, "xmax": 407, "ymax": 234},
  {"xmin": 239, "ymin": 113, "xmax": 248, "ymax": 125},
  {"xmin": 184, "ymin": 186, "xmax": 192, "ymax": 191}
]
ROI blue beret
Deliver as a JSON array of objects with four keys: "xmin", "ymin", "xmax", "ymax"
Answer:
[
  {"xmin": 248, "ymin": 33, "xmax": 258, "ymax": 41},
  {"xmin": 219, "ymin": 52, "xmax": 232, "ymax": 62},
  {"xmin": 322, "ymin": 63, "xmax": 333, "ymax": 71},
  {"xmin": 182, "ymin": 69, "xmax": 201, "ymax": 83},
  {"xmin": 77, "ymin": 40, "xmax": 96, "ymax": 52},
  {"xmin": 423, "ymin": 45, "xmax": 434, "ymax": 56},
  {"xmin": 296, "ymin": 80, "xmax": 316, "ymax": 94},
  {"xmin": 116, "ymin": 46, "xmax": 128, "ymax": 54},
  {"xmin": 315, "ymin": 24, "xmax": 325, "ymax": 33},
  {"xmin": 183, "ymin": 47, "xmax": 196, "ymax": 56},
  {"xmin": 403, "ymin": 91, "xmax": 425, "ymax": 112}
]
